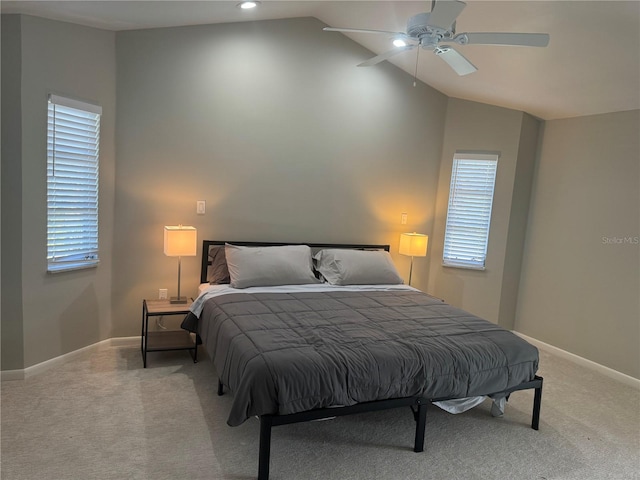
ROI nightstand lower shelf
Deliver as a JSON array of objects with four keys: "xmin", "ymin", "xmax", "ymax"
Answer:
[
  {"xmin": 146, "ymin": 330, "xmax": 196, "ymax": 351},
  {"xmin": 141, "ymin": 298, "xmax": 198, "ymax": 368}
]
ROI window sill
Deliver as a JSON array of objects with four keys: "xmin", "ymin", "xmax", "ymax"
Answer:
[
  {"xmin": 442, "ymin": 262, "xmax": 486, "ymax": 271},
  {"xmin": 47, "ymin": 261, "xmax": 99, "ymax": 274}
]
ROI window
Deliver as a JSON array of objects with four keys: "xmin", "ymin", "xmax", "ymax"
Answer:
[
  {"xmin": 443, "ymin": 153, "xmax": 498, "ymax": 270},
  {"xmin": 47, "ymin": 94, "xmax": 102, "ymax": 273}
]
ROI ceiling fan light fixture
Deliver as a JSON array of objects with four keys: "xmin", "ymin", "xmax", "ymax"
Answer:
[
  {"xmin": 393, "ymin": 38, "xmax": 407, "ymax": 47},
  {"xmin": 237, "ymin": 1, "xmax": 259, "ymax": 10}
]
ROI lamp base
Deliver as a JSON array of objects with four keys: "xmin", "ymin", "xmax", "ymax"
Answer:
[{"xmin": 170, "ymin": 296, "xmax": 188, "ymax": 304}]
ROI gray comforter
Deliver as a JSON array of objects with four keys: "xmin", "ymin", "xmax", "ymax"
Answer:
[{"xmin": 183, "ymin": 289, "xmax": 538, "ymax": 426}]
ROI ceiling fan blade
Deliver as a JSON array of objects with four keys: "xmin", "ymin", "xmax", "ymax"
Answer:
[
  {"xmin": 323, "ymin": 27, "xmax": 404, "ymax": 36},
  {"xmin": 462, "ymin": 32, "xmax": 550, "ymax": 47},
  {"xmin": 435, "ymin": 46, "xmax": 477, "ymax": 76},
  {"xmin": 358, "ymin": 45, "xmax": 416, "ymax": 67},
  {"xmin": 427, "ymin": 0, "xmax": 467, "ymax": 30}
]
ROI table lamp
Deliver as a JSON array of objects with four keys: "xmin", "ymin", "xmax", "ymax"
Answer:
[
  {"xmin": 164, "ymin": 225, "xmax": 197, "ymax": 303},
  {"xmin": 399, "ymin": 232, "xmax": 428, "ymax": 286}
]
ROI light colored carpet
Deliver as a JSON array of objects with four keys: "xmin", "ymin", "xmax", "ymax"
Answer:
[{"xmin": 1, "ymin": 343, "xmax": 638, "ymax": 480}]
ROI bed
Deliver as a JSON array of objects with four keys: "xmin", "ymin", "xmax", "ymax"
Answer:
[{"xmin": 182, "ymin": 240, "xmax": 543, "ymax": 480}]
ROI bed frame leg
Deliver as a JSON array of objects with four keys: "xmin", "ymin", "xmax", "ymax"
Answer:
[
  {"xmin": 532, "ymin": 376, "xmax": 543, "ymax": 430},
  {"xmin": 258, "ymin": 416, "xmax": 273, "ymax": 480},
  {"xmin": 217, "ymin": 379, "xmax": 224, "ymax": 396},
  {"xmin": 413, "ymin": 399, "xmax": 427, "ymax": 453}
]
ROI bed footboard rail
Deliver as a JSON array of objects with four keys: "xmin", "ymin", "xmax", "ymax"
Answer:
[
  {"xmin": 221, "ymin": 375, "xmax": 543, "ymax": 480},
  {"xmin": 258, "ymin": 396, "xmax": 428, "ymax": 480}
]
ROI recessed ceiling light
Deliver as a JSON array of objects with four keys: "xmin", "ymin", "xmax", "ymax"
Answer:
[
  {"xmin": 393, "ymin": 39, "xmax": 407, "ymax": 48},
  {"xmin": 238, "ymin": 1, "xmax": 259, "ymax": 9}
]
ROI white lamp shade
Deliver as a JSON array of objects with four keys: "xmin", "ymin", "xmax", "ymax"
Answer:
[
  {"xmin": 399, "ymin": 232, "xmax": 428, "ymax": 257},
  {"xmin": 164, "ymin": 226, "xmax": 197, "ymax": 257}
]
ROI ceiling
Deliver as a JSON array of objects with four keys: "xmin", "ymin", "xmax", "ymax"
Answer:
[{"xmin": 2, "ymin": 1, "xmax": 639, "ymax": 120}]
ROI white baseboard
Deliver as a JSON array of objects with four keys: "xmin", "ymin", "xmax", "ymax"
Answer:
[
  {"xmin": 109, "ymin": 336, "xmax": 139, "ymax": 348},
  {"xmin": 1, "ymin": 336, "xmax": 139, "ymax": 381},
  {"xmin": 0, "ymin": 369, "xmax": 25, "ymax": 381},
  {"xmin": 514, "ymin": 331, "xmax": 640, "ymax": 390}
]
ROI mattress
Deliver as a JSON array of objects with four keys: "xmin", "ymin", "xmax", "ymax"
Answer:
[{"xmin": 182, "ymin": 285, "xmax": 538, "ymax": 426}]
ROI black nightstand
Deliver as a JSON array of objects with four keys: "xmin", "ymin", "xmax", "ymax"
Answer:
[{"xmin": 140, "ymin": 299, "xmax": 197, "ymax": 368}]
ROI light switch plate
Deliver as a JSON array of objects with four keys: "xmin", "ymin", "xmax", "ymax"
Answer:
[
  {"xmin": 196, "ymin": 200, "xmax": 206, "ymax": 215},
  {"xmin": 401, "ymin": 213, "xmax": 408, "ymax": 225}
]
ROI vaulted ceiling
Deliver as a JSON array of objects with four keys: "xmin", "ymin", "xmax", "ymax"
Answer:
[{"xmin": 2, "ymin": 1, "xmax": 639, "ymax": 120}]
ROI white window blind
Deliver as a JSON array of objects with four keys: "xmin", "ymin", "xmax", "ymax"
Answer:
[
  {"xmin": 443, "ymin": 153, "xmax": 498, "ymax": 270},
  {"xmin": 47, "ymin": 94, "xmax": 102, "ymax": 273}
]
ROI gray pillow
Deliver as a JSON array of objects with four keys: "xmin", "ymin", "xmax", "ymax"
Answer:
[
  {"xmin": 225, "ymin": 244, "xmax": 320, "ymax": 289},
  {"xmin": 314, "ymin": 249, "xmax": 403, "ymax": 285},
  {"xmin": 207, "ymin": 245, "xmax": 230, "ymax": 284}
]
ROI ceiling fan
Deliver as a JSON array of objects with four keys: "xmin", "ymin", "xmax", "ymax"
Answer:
[{"xmin": 323, "ymin": 0, "xmax": 550, "ymax": 76}]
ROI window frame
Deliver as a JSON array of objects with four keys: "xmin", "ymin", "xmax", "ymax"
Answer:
[
  {"xmin": 47, "ymin": 94, "xmax": 102, "ymax": 273},
  {"xmin": 442, "ymin": 152, "xmax": 499, "ymax": 271}
]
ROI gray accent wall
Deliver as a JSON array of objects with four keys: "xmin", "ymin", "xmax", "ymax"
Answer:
[
  {"xmin": 498, "ymin": 113, "xmax": 540, "ymax": 330},
  {"xmin": 1, "ymin": 15, "xmax": 116, "ymax": 369},
  {"xmin": 1, "ymin": 14, "xmax": 637, "ymax": 381},
  {"xmin": 516, "ymin": 110, "xmax": 640, "ymax": 378},
  {"xmin": 427, "ymin": 98, "xmax": 540, "ymax": 330},
  {"xmin": 1, "ymin": 15, "xmax": 25, "ymax": 370},
  {"xmin": 112, "ymin": 17, "xmax": 447, "ymax": 336}
]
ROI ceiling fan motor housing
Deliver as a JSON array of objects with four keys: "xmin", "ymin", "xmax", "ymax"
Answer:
[
  {"xmin": 407, "ymin": 13, "xmax": 433, "ymax": 37},
  {"xmin": 407, "ymin": 12, "xmax": 451, "ymax": 48}
]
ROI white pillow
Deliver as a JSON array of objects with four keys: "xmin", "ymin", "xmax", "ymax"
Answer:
[
  {"xmin": 225, "ymin": 244, "xmax": 320, "ymax": 288},
  {"xmin": 314, "ymin": 249, "xmax": 403, "ymax": 286}
]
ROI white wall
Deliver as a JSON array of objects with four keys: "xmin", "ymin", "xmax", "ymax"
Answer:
[{"xmin": 516, "ymin": 110, "xmax": 640, "ymax": 378}]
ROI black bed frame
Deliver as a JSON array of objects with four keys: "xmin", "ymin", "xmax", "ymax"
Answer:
[
  {"xmin": 218, "ymin": 376, "xmax": 543, "ymax": 480},
  {"xmin": 200, "ymin": 240, "xmax": 543, "ymax": 480}
]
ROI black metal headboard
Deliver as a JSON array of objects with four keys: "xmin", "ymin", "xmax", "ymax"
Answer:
[{"xmin": 200, "ymin": 240, "xmax": 390, "ymax": 284}]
